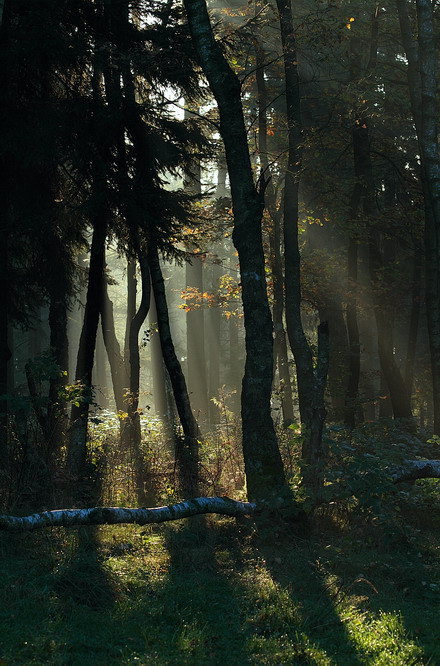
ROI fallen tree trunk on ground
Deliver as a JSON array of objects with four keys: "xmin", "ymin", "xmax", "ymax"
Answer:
[
  {"xmin": 1, "ymin": 460, "xmax": 439, "ymax": 532},
  {"xmin": 392, "ymin": 459, "xmax": 440, "ymax": 483},
  {"xmin": 0, "ymin": 497, "xmax": 257, "ymax": 532}
]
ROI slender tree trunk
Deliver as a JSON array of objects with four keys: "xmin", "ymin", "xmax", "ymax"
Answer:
[
  {"xmin": 275, "ymin": 0, "xmax": 329, "ymax": 487},
  {"xmin": 184, "ymin": 0, "xmax": 287, "ymax": 500},
  {"xmin": 255, "ymin": 46, "xmax": 295, "ymax": 425},
  {"xmin": 148, "ymin": 244, "xmax": 200, "ymax": 498},
  {"xmin": 353, "ymin": 118, "xmax": 412, "ymax": 419},
  {"xmin": 68, "ymin": 216, "xmax": 107, "ymax": 482},
  {"xmin": 415, "ymin": 0, "xmax": 440, "ymax": 433},
  {"xmin": 124, "ymin": 257, "xmax": 137, "ymax": 366},
  {"xmin": 186, "ymin": 255, "xmax": 209, "ymax": 420},
  {"xmin": 397, "ymin": 0, "xmax": 440, "ymax": 430},
  {"xmin": 0, "ymin": 224, "xmax": 9, "ymax": 462},
  {"xmin": 128, "ymin": 247, "xmax": 151, "ymax": 503},
  {"xmin": 101, "ymin": 278, "xmax": 128, "ymax": 414},
  {"xmin": 405, "ymin": 252, "xmax": 422, "ymax": 395},
  {"xmin": 47, "ymin": 287, "xmax": 69, "ymax": 456},
  {"xmin": 345, "ymin": 230, "xmax": 362, "ymax": 429},
  {"xmin": 149, "ymin": 291, "xmax": 168, "ymax": 420},
  {"xmin": 206, "ymin": 258, "xmax": 221, "ymax": 424}
]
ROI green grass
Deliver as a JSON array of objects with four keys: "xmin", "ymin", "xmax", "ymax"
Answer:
[{"xmin": 0, "ymin": 502, "xmax": 439, "ymax": 665}]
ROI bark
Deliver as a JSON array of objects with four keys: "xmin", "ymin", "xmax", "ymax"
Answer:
[
  {"xmin": 0, "ymin": 223, "xmax": 9, "ymax": 459},
  {"xmin": 207, "ymin": 259, "xmax": 221, "ymax": 424},
  {"xmin": 128, "ymin": 247, "xmax": 151, "ymax": 503},
  {"xmin": 149, "ymin": 292, "xmax": 169, "ymax": 420},
  {"xmin": 405, "ymin": 252, "xmax": 422, "ymax": 395},
  {"xmin": 255, "ymin": 46, "xmax": 295, "ymax": 425},
  {"xmin": 101, "ymin": 278, "xmax": 128, "ymax": 414},
  {"xmin": 186, "ymin": 255, "xmax": 209, "ymax": 419},
  {"xmin": 391, "ymin": 459, "xmax": 440, "ymax": 483},
  {"xmin": 345, "ymin": 233, "xmax": 362, "ymax": 428},
  {"xmin": 275, "ymin": 0, "xmax": 328, "ymax": 484},
  {"xmin": 67, "ymin": 216, "xmax": 107, "ymax": 481},
  {"xmin": 369, "ymin": 234, "xmax": 412, "ymax": 418},
  {"xmin": 124, "ymin": 257, "xmax": 137, "ymax": 365},
  {"xmin": 184, "ymin": 0, "xmax": 287, "ymax": 500},
  {"xmin": 47, "ymin": 291, "xmax": 69, "ymax": 452},
  {"xmin": 361, "ymin": 122, "xmax": 412, "ymax": 419},
  {"xmin": 0, "ymin": 496, "xmax": 257, "ymax": 532},
  {"xmin": 415, "ymin": 0, "xmax": 440, "ymax": 433},
  {"xmin": 148, "ymin": 244, "xmax": 200, "ymax": 497}
]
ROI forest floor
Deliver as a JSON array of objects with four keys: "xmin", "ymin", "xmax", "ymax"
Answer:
[{"xmin": 0, "ymin": 494, "xmax": 439, "ymax": 665}]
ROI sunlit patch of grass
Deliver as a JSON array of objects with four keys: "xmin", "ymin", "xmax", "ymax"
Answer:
[
  {"xmin": 0, "ymin": 505, "xmax": 439, "ymax": 664},
  {"xmin": 342, "ymin": 609, "xmax": 424, "ymax": 665}
]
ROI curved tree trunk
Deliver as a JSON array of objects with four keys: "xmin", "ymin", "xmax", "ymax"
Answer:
[
  {"xmin": 184, "ymin": 0, "xmax": 287, "ymax": 501},
  {"xmin": 148, "ymin": 243, "xmax": 200, "ymax": 498},
  {"xmin": 68, "ymin": 216, "xmax": 107, "ymax": 482}
]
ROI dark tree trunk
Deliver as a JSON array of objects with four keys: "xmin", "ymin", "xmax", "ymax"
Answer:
[
  {"xmin": 206, "ymin": 256, "xmax": 222, "ymax": 425},
  {"xmin": 148, "ymin": 244, "xmax": 200, "ymax": 498},
  {"xmin": 352, "ymin": 120, "xmax": 412, "ymax": 419},
  {"xmin": 124, "ymin": 257, "xmax": 137, "ymax": 366},
  {"xmin": 255, "ymin": 46, "xmax": 295, "ymax": 425},
  {"xmin": 128, "ymin": 247, "xmax": 151, "ymax": 503},
  {"xmin": 275, "ymin": 0, "xmax": 328, "ymax": 488},
  {"xmin": 405, "ymin": 252, "xmax": 422, "ymax": 396},
  {"xmin": 397, "ymin": 0, "xmax": 440, "ymax": 430},
  {"xmin": 415, "ymin": 0, "xmax": 440, "ymax": 433},
  {"xmin": 68, "ymin": 216, "xmax": 107, "ymax": 482},
  {"xmin": 149, "ymin": 292, "xmax": 169, "ymax": 421},
  {"xmin": 184, "ymin": 0, "xmax": 287, "ymax": 500},
  {"xmin": 101, "ymin": 277, "xmax": 128, "ymax": 415},
  {"xmin": 0, "ymin": 224, "xmax": 9, "ymax": 462},
  {"xmin": 47, "ymin": 287, "xmax": 69, "ymax": 456},
  {"xmin": 186, "ymin": 255, "xmax": 209, "ymax": 420}
]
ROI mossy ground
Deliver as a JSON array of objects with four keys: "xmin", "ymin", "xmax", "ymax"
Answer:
[{"xmin": 0, "ymin": 495, "xmax": 439, "ymax": 665}]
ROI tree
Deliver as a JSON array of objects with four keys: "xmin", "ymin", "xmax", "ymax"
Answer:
[{"xmin": 184, "ymin": 0, "xmax": 288, "ymax": 500}]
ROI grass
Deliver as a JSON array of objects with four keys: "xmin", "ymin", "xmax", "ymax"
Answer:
[{"xmin": 0, "ymin": 494, "xmax": 439, "ymax": 665}]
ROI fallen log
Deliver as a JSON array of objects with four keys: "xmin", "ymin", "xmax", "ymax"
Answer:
[
  {"xmin": 391, "ymin": 459, "xmax": 440, "ymax": 483},
  {"xmin": 0, "ymin": 496, "xmax": 257, "ymax": 532},
  {"xmin": 1, "ymin": 460, "xmax": 439, "ymax": 532}
]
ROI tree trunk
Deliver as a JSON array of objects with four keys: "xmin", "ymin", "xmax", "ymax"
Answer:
[
  {"xmin": 47, "ymin": 286, "xmax": 69, "ymax": 456},
  {"xmin": 186, "ymin": 255, "xmax": 209, "ymax": 420},
  {"xmin": 415, "ymin": 0, "xmax": 440, "ymax": 433},
  {"xmin": 207, "ymin": 257, "xmax": 221, "ymax": 424},
  {"xmin": 405, "ymin": 251, "xmax": 422, "ymax": 396},
  {"xmin": 184, "ymin": 0, "xmax": 287, "ymax": 500},
  {"xmin": 101, "ymin": 277, "xmax": 128, "ymax": 415},
  {"xmin": 0, "ymin": 496, "xmax": 257, "ymax": 531},
  {"xmin": 128, "ymin": 247, "xmax": 151, "ymax": 503},
  {"xmin": 255, "ymin": 45, "xmax": 295, "ymax": 425},
  {"xmin": 149, "ymin": 291, "xmax": 168, "ymax": 421},
  {"xmin": 148, "ymin": 243, "xmax": 200, "ymax": 498},
  {"xmin": 67, "ymin": 217, "xmax": 107, "ymax": 482},
  {"xmin": 275, "ymin": 0, "xmax": 329, "ymax": 487},
  {"xmin": 352, "ymin": 119, "xmax": 412, "ymax": 419}
]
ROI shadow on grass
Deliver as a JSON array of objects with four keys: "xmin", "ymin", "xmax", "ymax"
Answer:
[
  {"xmin": 0, "ymin": 503, "xmax": 436, "ymax": 665},
  {"xmin": 254, "ymin": 521, "xmax": 369, "ymax": 665},
  {"xmin": 159, "ymin": 516, "xmax": 250, "ymax": 665},
  {"xmin": 311, "ymin": 506, "xmax": 438, "ymax": 664}
]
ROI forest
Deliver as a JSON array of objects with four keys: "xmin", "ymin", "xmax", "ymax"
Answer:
[{"xmin": 1, "ymin": 0, "xmax": 440, "ymax": 663}]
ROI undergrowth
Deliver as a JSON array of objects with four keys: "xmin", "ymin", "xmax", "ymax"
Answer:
[{"xmin": 0, "ymin": 418, "xmax": 439, "ymax": 664}]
